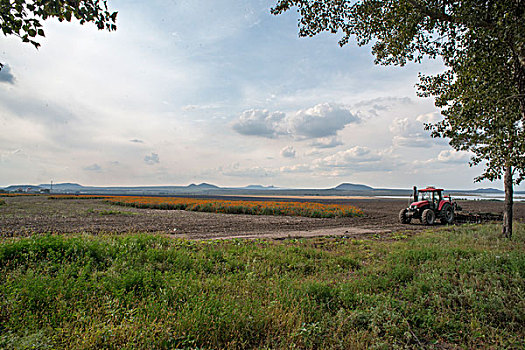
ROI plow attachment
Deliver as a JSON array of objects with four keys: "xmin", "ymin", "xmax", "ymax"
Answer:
[{"xmin": 454, "ymin": 212, "xmax": 503, "ymax": 224}]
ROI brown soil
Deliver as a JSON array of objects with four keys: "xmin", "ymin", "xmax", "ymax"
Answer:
[{"xmin": 1, "ymin": 196, "xmax": 523, "ymax": 240}]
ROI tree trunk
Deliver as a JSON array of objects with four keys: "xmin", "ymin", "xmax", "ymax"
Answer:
[{"xmin": 502, "ymin": 165, "xmax": 513, "ymax": 239}]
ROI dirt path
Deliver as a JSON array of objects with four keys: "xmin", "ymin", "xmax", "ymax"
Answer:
[
  {"xmin": 191, "ymin": 226, "xmax": 390, "ymax": 240},
  {"xmin": 1, "ymin": 196, "xmax": 523, "ymax": 239}
]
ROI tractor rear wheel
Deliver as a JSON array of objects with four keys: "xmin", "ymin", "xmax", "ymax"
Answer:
[
  {"xmin": 399, "ymin": 208, "xmax": 411, "ymax": 224},
  {"xmin": 421, "ymin": 209, "xmax": 436, "ymax": 225},
  {"xmin": 440, "ymin": 204, "xmax": 455, "ymax": 224}
]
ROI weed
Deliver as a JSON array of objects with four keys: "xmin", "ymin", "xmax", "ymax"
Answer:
[
  {"xmin": 85, "ymin": 208, "xmax": 136, "ymax": 216},
  {"xmin": 98, "ymin": 210, "xmax": 136, "ymax": 216},
  {"xmin": 390, "ymin": 232, "xmax": 409, "ymax": 240},
  {"xmin": 48, "ymin": 195, "xmax": 109, "ymax": 200},
  {"xmin": 0, "ymin": 224, "xmax": 523, "ymax": 349}
]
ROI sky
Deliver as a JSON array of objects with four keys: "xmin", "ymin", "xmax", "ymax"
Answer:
[{"xmin": 0, "ymin": 0, "xmax": 522, "ymax": 190}]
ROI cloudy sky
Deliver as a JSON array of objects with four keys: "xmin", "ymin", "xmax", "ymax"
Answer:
[{"xmin": 0, "ymin": 0, "xmax": 521, "ymax": 190}]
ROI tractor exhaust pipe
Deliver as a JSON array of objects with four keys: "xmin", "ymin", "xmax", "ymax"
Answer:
[{"xmin": 413, "ymin": 186, "xmax": 418, "ymax": 202}]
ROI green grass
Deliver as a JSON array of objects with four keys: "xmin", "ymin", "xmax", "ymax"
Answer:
[
  {"xmin": 86, "ymin": 208, "xmax": 137, "ymax": 216},
  {"xmin": 0, "ymin": 224, "xmax": 523, "ymax": 349}
]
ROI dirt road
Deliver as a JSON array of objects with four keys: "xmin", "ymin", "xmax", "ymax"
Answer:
[{"xmin": 1, "ymin": 196, "xmax": 523, "ymax": 239}]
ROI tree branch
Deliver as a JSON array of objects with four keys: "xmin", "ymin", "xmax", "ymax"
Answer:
[{"xmin": 405, "ymin": 0, "xmax": 456, "ymax": 24}]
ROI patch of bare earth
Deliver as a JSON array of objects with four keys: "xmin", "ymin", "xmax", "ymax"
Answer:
[{"xmin": 0, "ymin": 196, "xmax": 523, "ymax": 240}]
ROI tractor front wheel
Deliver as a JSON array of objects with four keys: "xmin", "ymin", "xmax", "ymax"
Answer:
[
  {"xmin": 399, "ymin": 208, "xmax": 411, "ymax": 224},
  {"xmin": 440, "ymin": 204, "xmax": 455, "ymax": 224},
  {"xmin": 421, "ymin": 209, "xmax": 436, "ymax": 225}
]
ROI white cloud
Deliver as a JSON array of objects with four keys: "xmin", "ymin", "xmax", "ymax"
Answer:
[
  {"xmin": 389, "ymin": 116, "xmax": 439, "ymax": 148},
  {"xmin": 316, "ymin": 146, "xmax": 383, "ymax": 168},
  {"xmin": 410, "ymin": 149, "xmax": 471, "ymax": 167},
  {"xmin": 288, "ymin": 103, "xmax": 359, "ymax": 139},
  {"xmin": 0, "ymin": 149, "xmax": 24, "ymax": 162},
  {"xmin": 389, "ymin": 117, "xmax": 412, "ymax": 135},
  {"xmin": 416, "ymin": 112, "xmax": 443, "ymax": 124},
  {"xmin": 309, "ymin": 136, "xmax": 343, "ymax": 149},
  {"xmin": 392, "ymin": 135, "xmax": 431, "ymax": 148},
  {"xmin": 232, "ymin": 103, "xmax": 359, "ymax": 140},
  {"xmin": 221, "ymin": 164, "xmax": 276, "ymax": 178},
  {"xmin": 280, "ymin": 164, "xmax": 313, "ymax": 173},
  {"xmin": 83, "ymin": 164, "xmax": 102, "ymax": 172},
  {"xmin": 144, "ymin": 153, "xmax": 160, "ymax": 165},
  {"xmin": 354, "ymin": 96, "xmax": 413, "ymax": 109},
  {"xmin": 437, "ymin": 150, "xmax": 470, "ymax": 163},
  {"xmin": 354, "ymin": 96, "xmax": 413, "ymax": 116},
  {"xmin": 280, "ymin": 146, "xmax": 296, "ymax": 158},
  {"xmin": 231, "ymin": 109, "xmax": 286, "ymax": 138},
  {"xmin": 280, "ymin": 146, "xmax": 396, "ymax": 175},
  {"xmin": 181, "ymin": 104, "xmax": 220, "ymax": 112}
]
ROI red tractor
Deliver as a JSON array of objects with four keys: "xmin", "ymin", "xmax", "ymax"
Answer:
[{"xmin": 399, "ymin": 186, "xmax": 461, "ymax": 225}]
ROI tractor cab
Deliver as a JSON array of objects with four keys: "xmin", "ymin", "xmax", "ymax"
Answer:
[
  {"xmin": 418, "ymin": 187, "xmax": 443, "ymax": 209},
  {"xmin": 409, "ymin": 187, "xmax": 443, "ymax": 210}
]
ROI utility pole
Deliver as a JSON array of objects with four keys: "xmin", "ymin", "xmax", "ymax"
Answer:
[{"xmin": 50, "ymin": 180, "xmax": 53, "ymax": 194}]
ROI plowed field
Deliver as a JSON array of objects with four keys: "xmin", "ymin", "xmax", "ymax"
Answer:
[{"xmin": 1, "ymin": 196, "xmax": 523, "ymax": 239}]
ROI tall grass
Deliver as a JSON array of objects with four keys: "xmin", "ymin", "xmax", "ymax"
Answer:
[
  {"xmin": 48, "ymin": 195, "xmax": 110, "ymax": 200},
  {"xmin": 0, "ymin": 224, "xmax": 523, "ymax": 349}
]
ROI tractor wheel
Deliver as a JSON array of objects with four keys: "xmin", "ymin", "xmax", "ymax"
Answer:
[
  {"xmin": 421, "ymin": 209, "xmax": 436, "ymax": 225},
  {"xmin": 399, "ymin": 208, "xmax": 411, "ymax": 224},
  {"xmin": 440, "ymin": 204, "xmax": 455, "ymax": 224}
]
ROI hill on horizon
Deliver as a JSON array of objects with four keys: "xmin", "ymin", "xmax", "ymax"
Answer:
[
  {"xmin": 333, "ymin": 183, "xmax": 374, "ymax": 191},
  {"xmin": 471, "ymin": 188, "xmax": 504, "ymax": 193},
  {"xmin": 38, "ymin": 183, "xmax": 83, "ymax": 189},
  {"xmin": 187, "ymin": 183, "xmax": 220, "ymax": 189}
]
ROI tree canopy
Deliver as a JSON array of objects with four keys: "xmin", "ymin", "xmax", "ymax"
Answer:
[
  {"xmin": 272, "ymin": 0, "xmax": 525, "ymax": 236},
  {"xmin": 0, "ymin": 0, "xmax": 117, "ymax": 69},
  {"xmin": 272, "ymin": 1, "xmax": 524, "ymax": 68},
  {"xmin": 417, "ymin": 22, "xmax": 525, "ymax": 185}
]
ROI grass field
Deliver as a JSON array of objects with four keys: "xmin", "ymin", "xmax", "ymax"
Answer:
[{"xmin": 0, "ymin": 224, "xmax": 524, "ymax": 349}]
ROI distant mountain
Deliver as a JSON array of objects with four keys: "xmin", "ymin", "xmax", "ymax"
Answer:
[
  {"xmin": 39, "ymin": 183, "xmax": 84, "ymax": 190},
  {"xmin": 333, "ymin": 183, "xmax": 374, "ymax": 191},
  {"xmin": 186, "ymin": 183, "xmax": 219, "ymax": 189},
  {"xmin": 472, "ymin": 188, "xmax": 504, "ymax": 194},
  {"xmin": 3, "ymin": 185, "xmax": 42, "ymax": 192},
  {"xmin": 242, "ymin": 185, "xmax": 277, "ymax": 190}
]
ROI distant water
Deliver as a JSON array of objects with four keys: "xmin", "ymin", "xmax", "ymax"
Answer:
[
  {"xmin": 376, "ymin": 193, "xmax": 525, "ymax": 202},
  {"xmin": 375, "ymin": 196, "xmax": 410, "ymax": 200},
  {"xmin": 457, "ymin": 193, "xmax": 525, "ymax": 202}
]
